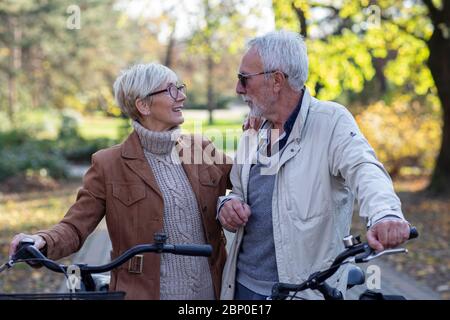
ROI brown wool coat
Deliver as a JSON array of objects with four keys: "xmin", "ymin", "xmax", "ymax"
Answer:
[{"xmin": 37, "ymin": 131, "xmax": 231, "ymax": 299}]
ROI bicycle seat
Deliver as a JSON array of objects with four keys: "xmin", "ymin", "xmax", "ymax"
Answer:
[{"xmin": 347, "ymin": 265, "xmax": 365, "ymax": 289}]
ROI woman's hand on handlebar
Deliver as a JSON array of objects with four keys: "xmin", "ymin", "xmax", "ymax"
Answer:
[
  {"xmin": 9, "ymin": 233, "xmax": 46, "ymax": 258},
  {"xmin": 366, "ymin": 219, "xmax": 411, "ymax": 252}
]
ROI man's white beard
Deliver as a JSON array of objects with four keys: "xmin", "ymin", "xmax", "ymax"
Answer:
[
  {"xmin": 242, "ymin": 95, "xmax": 264, "ymax": 118},
  {"xmin": 249, "ymin": 106, "xmax": 264, "ymax": 118}
]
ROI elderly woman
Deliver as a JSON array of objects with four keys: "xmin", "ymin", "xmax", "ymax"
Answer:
[{"xmin": 9, "ymin": 63, "xmax": 231, "ymax": 300}]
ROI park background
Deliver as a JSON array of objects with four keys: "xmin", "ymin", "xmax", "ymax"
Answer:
[{"xmin": 0, "ymin": 0, "xmax": 449, "ymax": 299}]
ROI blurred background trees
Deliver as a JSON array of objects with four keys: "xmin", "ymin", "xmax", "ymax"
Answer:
[{"xmin": 0, "ymin": 0, "xmax": 449, "ymax": 197}]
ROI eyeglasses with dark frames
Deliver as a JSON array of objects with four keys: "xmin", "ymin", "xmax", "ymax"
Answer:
[
  {"xmin": 144, "ymin": 83, "xmax": 187, "ymax": 101},
  {"xmin": 237, "ymin": 70, "xmax": 288, "ymax": 88}
]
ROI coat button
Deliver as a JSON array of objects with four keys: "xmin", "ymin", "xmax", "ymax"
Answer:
[{"xmin": 203, "ymin": 205, "xmax": 207, "ymax": 211}]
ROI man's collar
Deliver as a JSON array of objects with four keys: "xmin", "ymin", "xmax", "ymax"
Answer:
[{"xmin": 282, "ymin": 86, "xmax": 305, "ymax": 137}]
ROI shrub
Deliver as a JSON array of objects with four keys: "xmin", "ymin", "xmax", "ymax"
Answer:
[
  {"xmin": 0, "ymin": 142, "xmax": 69, "ymax": 182},
  {"xmin": 58, "ymin": 137, "xmax": 117, "ymax": 162},
  {"xmin": 356, "ymin": 100, "xmax": 441, "ymax": 178}
]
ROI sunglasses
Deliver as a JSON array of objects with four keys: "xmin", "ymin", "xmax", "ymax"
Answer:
[{"xmin": 237, "ymin": 70, "xmax": 288, "ymax": 88}]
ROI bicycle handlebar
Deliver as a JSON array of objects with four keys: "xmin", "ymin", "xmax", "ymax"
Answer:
[
  {"xmin": 272, "ymin": 226, "xmax": 419, "ymax": 300},
  {"xmin": 6, "ymin": 237, "xmax": 212, "ymax": 275},
  {"xmin": 80, "ymin": 243, "xmax": 213, "ymax": 274}
]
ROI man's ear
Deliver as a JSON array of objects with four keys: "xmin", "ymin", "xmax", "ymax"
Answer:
[
  {"xmin": 135, "ymin": 98, "xmax": 151, "ymax": 116},
  {"xmin": 273, "ymin": 71, "xmax": 286, "ymax": 93}
]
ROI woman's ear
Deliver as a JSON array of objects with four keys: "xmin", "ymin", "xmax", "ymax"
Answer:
[{"xmin": 135, "ymin": 98, "xmax": 151, "ymax": 116}]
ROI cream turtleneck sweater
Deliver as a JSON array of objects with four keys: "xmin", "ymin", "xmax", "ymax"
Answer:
[{"xmin": 132, "ymin": 121, "xmax": 214, "ymax": 300}]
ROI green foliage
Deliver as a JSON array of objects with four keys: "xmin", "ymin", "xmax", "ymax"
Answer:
[
  {"xmin": 0, "ymin": 110, "xmax": 120, "ymax": 182},
  {"xmin": 55, "ymin": 110, "xmax": 118, "ymax": 162},
  {"xmin": 57, "ymin": 136, "xmax": 117, "ymax": 162},
  {"xmin": 306, "ymin": 31, "xmax": 376, "ymax": 100},
  {"xmin": 58, "ymin": 110, "xmax": 82, "ymax": 139},
  {"xmin": 0, "ymin": 138, "xmax": 69, "ymax": 182},
  {"xmin": 272, "ymin": 0, "xmax": 436, "ymax": 102},
  {"xmin": 0, "ymin": 0, "xmax": 145, "ymax": 120},
  {"xmin": 0, "ymin": 128, "xmax": 32, "ymax": 146},
  {"xmin": 186, "ymin": 92, "xmax": 234, "ymax": 110}
]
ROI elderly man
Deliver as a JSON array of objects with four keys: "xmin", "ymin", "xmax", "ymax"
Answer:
[{"xmin": 217, "ymin": 30, "xmax": 411, "ymax": 300}]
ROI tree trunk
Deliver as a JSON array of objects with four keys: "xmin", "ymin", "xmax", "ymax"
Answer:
[
  {"xmin": 164, "ymin": 21, "xmax": 177, "ymax": 68},
  {"xmin": 7, "ymin": 72, "xmax": 16, "ymax": 124},
  {"xmin": 207, "ymin": 54, "xmax": 214, "ymax": 125},
  {"xmin": 6, "ymin": 16, "xmax": 22, "ymax": 126},
  {"xmin": 372, "ymin": 57, "xmax": 388, "ymax": 94},
  {"xmin": 292, "ymin": 2, "xmax": 307, "ymax": 38},
  {"xmin": 426, "ymin": 25, "xmax": 450, "ymax": 195}
]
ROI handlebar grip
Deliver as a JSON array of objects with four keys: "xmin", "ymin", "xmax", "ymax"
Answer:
[
  {"xmin": 12, "ymin": 238, "xmax": 36, "ymax": 260},
  {"xmin": 17, "ymin": 238, "xmax": 35, "ymax": 251},
  {"xmin": 169, "ymin": 244, "xmax": 212, "ymax": 257},
  {"xmin": 409, "ymin": 227, "xmax": 419, "ymax": 240}
]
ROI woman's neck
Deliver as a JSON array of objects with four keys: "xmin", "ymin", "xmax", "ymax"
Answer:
[{"xmin": 132, "ymin": 121, "xmax": 180, "ymax": 155}]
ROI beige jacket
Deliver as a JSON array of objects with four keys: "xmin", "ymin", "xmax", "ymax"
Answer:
[{"xmin": 218, "ymin": 88, "xmax": 404, "ymax": 300}]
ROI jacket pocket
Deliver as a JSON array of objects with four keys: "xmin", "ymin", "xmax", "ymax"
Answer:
[{"xmin": 112, "ymin": 183, "xmax": 146, "ymax": 206}]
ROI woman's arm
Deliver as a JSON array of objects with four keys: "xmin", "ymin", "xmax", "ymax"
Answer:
[{"xmin": 34, "ymin": 154, "xmax": 107, "ymax": 260}]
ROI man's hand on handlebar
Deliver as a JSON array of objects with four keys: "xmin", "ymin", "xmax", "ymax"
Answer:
[
  {"xmin": 9, "ymin": 233, "xmax": 46, "ymax": 258},
  {"xmin": 367, "ymin": 219, "xmax": 410, "ymax": 252}
]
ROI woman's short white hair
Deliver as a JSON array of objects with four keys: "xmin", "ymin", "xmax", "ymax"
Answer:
[
  {"xmin": 113, "ymin": 63, "xmax": 177, "ymax": 120},
  {"xmin": 247, "ymin": 30, "xmax": 308, "ymax": 92}
]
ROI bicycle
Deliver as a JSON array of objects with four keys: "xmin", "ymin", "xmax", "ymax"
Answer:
[
  {"xmin": 270, "ymin": 227, "xmax": 419, "ymax": 300},
  {"xmin": 0, "ymin": 233, "xmax": 212, "ymax": 300}
]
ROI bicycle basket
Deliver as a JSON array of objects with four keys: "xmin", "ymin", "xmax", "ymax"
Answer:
[{"xmin": 0, "ymin": 291, "xmax": 126, "ymax": 300}]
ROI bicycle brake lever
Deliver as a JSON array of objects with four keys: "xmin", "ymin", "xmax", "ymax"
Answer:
[
  {"xmin": 358, "ymin": 248, "xmax": 408, "ymax": 262},
  {"xmin": 0, "ymin": 238, "xmax": 35, "ymax": 272},
  {"xmin": 0, "ymin": 260, "xmax": 15, "ymax": 273}
]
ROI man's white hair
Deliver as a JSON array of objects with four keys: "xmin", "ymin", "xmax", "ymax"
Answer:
[
  {"xmin": 247, "ymin": 30, "xmax": 308, "ymax": 92},
  {"xmin": 113, "ymin": 63, "xmax": 177, "ymax": 120}
]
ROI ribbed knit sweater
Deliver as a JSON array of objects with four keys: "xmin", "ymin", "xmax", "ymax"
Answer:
[{"xmin": 133, "ymin": 121, "xmax": 214, "ymax": 300}]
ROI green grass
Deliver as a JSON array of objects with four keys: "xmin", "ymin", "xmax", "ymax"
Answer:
[
  {"xmin": 182, "ymin": 117, "xmax": 243, "ymax": 154},
  {"xmin": 78, "ymin": 110, "xmax": 246, "ymax": 154},
  {"xmin": 79, "ymin": 116, "xmax": 126, "ymax": 140},
  {"xmin": 1, "ymin": 108, "xmax": 247, "ymax": 154}
]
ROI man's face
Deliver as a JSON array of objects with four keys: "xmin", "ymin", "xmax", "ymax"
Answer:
[{"xmin": 236, "ymin": 47, "xmax": 275, "ymax": 119}]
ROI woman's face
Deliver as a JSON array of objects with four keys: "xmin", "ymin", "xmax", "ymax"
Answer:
[{"xmin": 143, "ymin": 82, "xmax": 186, "ymax": 131}]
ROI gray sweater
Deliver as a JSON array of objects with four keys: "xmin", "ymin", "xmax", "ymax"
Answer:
[
  {"xmin": 236, "ymin": 153, "xmax": 279, "ymax": 296},
  {"xmin": 133, "ymin": 121, "xmax": 214, "ymax": 300}
]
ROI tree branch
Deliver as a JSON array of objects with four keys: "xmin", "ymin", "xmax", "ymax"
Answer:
[
  {"xmin": 308, "ymin": 2, "xmax": 339, "ymax": 15},
  {"xmin": 291, "ymin": 2, "xmax": 307, "ymax": 38},
  {"xmin": 421, "ymin": 0, "xmax": 441, "ymax": 24}
]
